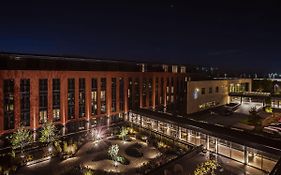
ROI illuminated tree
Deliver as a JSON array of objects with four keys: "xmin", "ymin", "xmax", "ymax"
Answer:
[
  {"xmin": 10, "ymin": 126, "xmax": 32, "ymax": 155},
  {"xmin": 194, "ymin": 159, "xmax": 219, "ymax": 175},
  {"xmin": 39, "ymin": 121, "xmax": 56, "ymax": 143},
  {"xmin": 108, "ymin": 144, "xmax": 119, "ymax": 164},
  {"xmin": 119, "ymin": 127, "xmax": 128, "ymax": 141}
]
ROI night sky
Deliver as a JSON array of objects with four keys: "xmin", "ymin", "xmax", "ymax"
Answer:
[{"xmin": 0, "ymin": 1, "xmax": 281, "ymax": 73}]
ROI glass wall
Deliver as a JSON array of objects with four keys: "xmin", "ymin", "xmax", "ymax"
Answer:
[
  {"xmin": 79, "ymin": 78, "xmax": 85, "ymax": 118},
  {"xmin": 100, "ymin": 78, "xmax": 106, "ymax": 114},
  {"xmin": 111, "ymin": 78, "xmax": 116, "ymax": 112},
  {"xmin": 39, "ymin": 79, "xmax": 48, "ymax": 124},
  {"xmin": 91, "ymin": 78, "xmax": 97, "ymax": 115},
  {"xmin": 4, "ymin": 79, "xmax": 14, "ymax": 130},
  {"xmin": 119, "ymin": 78, "xmax": 124, "ymax": 111},
  {"xmin": 53, "ymin": 79, "xmax": 60, "ymax": 121},
  {"xmin": 68, "ymin": 78, "xmax": 75, "ymax": 120},
  {"xmin": 128, "ymin": 111, "xmax": 280, "ymax": 173},
  {"xmin": 20, "ymin": 79, "xmax": 30, "ymax": 126}
]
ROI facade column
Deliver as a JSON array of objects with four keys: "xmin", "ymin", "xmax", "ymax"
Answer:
[
  {"xmin": 163, "ymin": 76, "xmax": 167, "ymax": 108},
  {"xmin": 60, "ymin": 76, "xmax": 67, "ymax": 125},
  {"xmin": 47, "ymin": 78, "xmax": 53, "ymax": 121},
  {"xmin": 75, "ymin": 78, "xmax": 79, "ymax": 119},
  {"xmin": 124, "ymin": 77, "xmax": 129, "ymax": 113},
  {"xmin": 152, "ymin": 76, "xmax": 156, "ymax": 110},
  {"xmin": 116, "ymin": 77, "xmax": 120, "ymax": 113},
  {"xmin": 206, "ymin": 136, "xmax": 210, "ymax": 150},
  {"xmin": 139, "ymin": 77, "xmax": 143, "ymax": 108},
  {"xmin": 0, "ymin": 78, "xmax": 3, "ymax": 133},
  {"xmin": 244, "ymin": 146, "xmax": 248, "ymax": 164},
  {"xmin": 30, "ymin": 77, "xmax": 39, "ymax": 130},
  {"xmin": 14, "ymin": 78, "xmax": 20, "ymax": 128},
  {"xmin": 106, "ymin": 76, "xmax": 112, "ymax": 117},
  {"xmin": 97, "ymin": 77, "xmax": 101, "ymax": 115},
  {"xmin": 132, "ymin": 78, "xmax": 135, "ymax": 109},
  {"xmin": 85, "ymin": 77, "xmax": 91, "ymax": 121},
  {"xmin": 146, "ymin": 77, "xmax": 149, "ymax": 108},
  {"xmin": 158, "ymin": 76, "xmax": 161, "ymax": 106}
]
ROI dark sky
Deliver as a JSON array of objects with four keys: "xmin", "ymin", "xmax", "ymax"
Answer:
[{"xmin": 0, "ymin": 1, "xmax": 281, "ymax": 73}]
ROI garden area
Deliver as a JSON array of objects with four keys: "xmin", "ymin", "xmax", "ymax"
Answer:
[{"xmin": 0, "ymin": 123, "xmax": 191, "ymax": 175}]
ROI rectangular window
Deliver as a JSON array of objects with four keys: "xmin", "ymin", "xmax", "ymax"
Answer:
[
  {"xmin": 112, "ymin": 78, "xmax": 116, "ymax": 112},
  {"xmin": 100, "ymin": 78, "xmax": 106, "ymax": 114},
  {"xmin": 119, "ymin": 78, "xmax": 124, "ymax": 111},
  {"xmin": 155, "ymin": 78, "xmax": 159, "ymax": 106},
  {"xmin": 91, "ymin": 78, "xmax": 97, "ymax": 115},
  {"xmin": 79, "ymin": 78, "xmax": 85, "ymax": 117},
  {"xmin": 20, "ymin": 79, "xmax": 30, "ymax": 126},
  {"xmin": 53, "ymin": 79, "xmax": 60, "ymax": 121},
  {"xmin": 201, "ymin": 88, "xmax": 205, "ymax": 95},
  {"xmin": 39, "ymin": 79, "xmax": 48, "ymax": 124},
  {"xmin": 166, "ymin": 78, "xmax": 170, "ymax": 103},
  {"xmin": 148, "ymin": 78, "xmax": 153, "ymax": 106},
  {"xmin": 142, "ymin": 78, "xmax": 147, "ymax": 107},
  {"xmin": 133, "ymin": 78, "xmax": 140, "ymax": 109},
  {"xmin": 216, "ymin": 86, "xmax": 219, "ymax": 93},
  {"xmin": 128, "ymin": 78, "xmax": 133, "ymax": 110},
  {"xmin": 4, "ymin": 79, "xmax": 14, "ymax": 130},
  {"xmin": 160, "ymin": 78, "xmax": 164, "ymax": 104},
  {"xmin": 209, "ymin": 87, "xmax": 212, "ymax": 94},
  {"xmin": 68, "ymin": 78, "xmax": 75, "ymax": 119}
]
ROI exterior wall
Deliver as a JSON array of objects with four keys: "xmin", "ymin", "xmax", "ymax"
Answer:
[
  {"xmin": 186, "ymin": 79, "xmax": 252, "ymax": 114},
  {"xmin": 0, "ymin": 70, "xmax": 186, "ymax": 134}
]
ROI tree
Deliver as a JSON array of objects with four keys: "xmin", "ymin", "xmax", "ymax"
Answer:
[
  {"xmin": 39, "ymin": 121, "xmax": 56, "ymax": 143},
  {"xmin": 119, "ymin": 127, "xmax": 128, "ymax": 141},
  {"xmin": 249, "ymin": 107, "xmax": 262, "ymax": 130},
  {"xmin": 108, "ymin": 144, "xmax": 119, "ymax": 164},
  {"xmin": 10, "ymin": 126, "xmax": 32, "ymax": 155},
  {"xmin": 194, "ymin": 159, "xmax": 219, "ymax": 175}
]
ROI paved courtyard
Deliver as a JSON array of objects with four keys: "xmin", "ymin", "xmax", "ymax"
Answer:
[{"xmin": 16, "ymin": 137, "xmax": 161, "ymax": 175}]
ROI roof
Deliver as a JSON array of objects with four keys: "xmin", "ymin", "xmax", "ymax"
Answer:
[{"xmin": 132, "ymin": 109, "xmax": 281, "ymax": 155}]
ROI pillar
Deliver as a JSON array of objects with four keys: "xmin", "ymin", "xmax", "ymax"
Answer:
[
  {"xmin": 60, "ymin": 77, "xmax": 67, "ymax": 125},
  {"xmin": 0, "ymin": 78, "xmax": 3, "ymax": 133},
  {"xmin": 85, "ymin": 77, "xmax": 91, "ymax": 121},
  {"xmin": 124, "ymin": 77, "xmax": 128, "ymax": 113},
  {"xmin": 152, "ymin": 76, "xmax": 156, "ymax": 110},
  {"xmin": 244, "ymin": 146, "xmax": 248, "ymax": 164},
  {"xmin": 30, "ymin": 77, "xmax": 39, "ymax": 130},
  {"xmin": 47, "ymin": 78, "xmax": 53, "ymax": 121},
  {"xmin": 75, "ymin": 78, "xmax": 79, "ymax": 119},
  {"xmin": 14, "ymin": 78, "xmax": 20, "ymax": 128},
  {"xmin": 97, "ymin": 77, "xmax": 101, "ymax": 115},
  {"xmin": 116, "ymin": 77, "xmax": 120, "ymax": 113},
  {"xmin": 139, "ymin": 77, "xmax": 143, "ymax": 108},
  {"xmin": 106, "ymin": 76, "xmax": 112, "ymax": 117},
  {"xmin": 163, "ymin": 76, "xmax": 167, "ymax": 108}
]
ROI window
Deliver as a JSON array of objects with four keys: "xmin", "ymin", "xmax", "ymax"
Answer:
[
  {"xmin": 209, "ymin": 87, "xmax": 212, "ymax": 94},
  {"xmin": 79, "ymin": 78, "xmax": 85, "ymax": 117},
  {"xmin": 133, "ymin": 78, "xmax": 140, "ymax": 109},
  {"xmin": 148, "ymin": 78, "xmax": 152, "ymax": 106},
  {"xmin": 91, "ymin": 78, "xmax": 97, "ymax": 115},
  {"xmin": 128, "ymin": 78, "xmax": 133, "ymax": 109},
  {"xmin": 155, "ymin": 78, "xmax": 159, "ymax": 105},
  {"xmin": 39, "ymin": 79, "xmax": 48, "ymax": 124},
  {"xmin": 100, "ymin": 78, "xmax": 106, "ymax": 114},
  {"xmin": 68, "ymin": 78, "xmax": 75, "ymax": 119},
  {"xmin": 216, "ymin": 86, "xmax": 219, "ymax": 93},
  {"xmin": 142, "ymin": 78, "xmax": 147, "ymax": 107},
  {"xmin": 4, "ymin": 79, "xmax": 14, "ymax": 130},
  {"xmin": 111, "ymin": 78, "xmax": 116, "ymax": 112},
  {"xmin": 119, "ymin": 78, "xmax": 124, "ymax": 111},
  {"xmin": 20, "ymin": 79, "xmax": 30, "ymax": 126},
  {"xmin": 53, "ymin": 79, "xmax": 60, "ymax": 121},
  {"xmin": 201, "ymin": 88, "xmax": 205, "ymax": 95}
]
